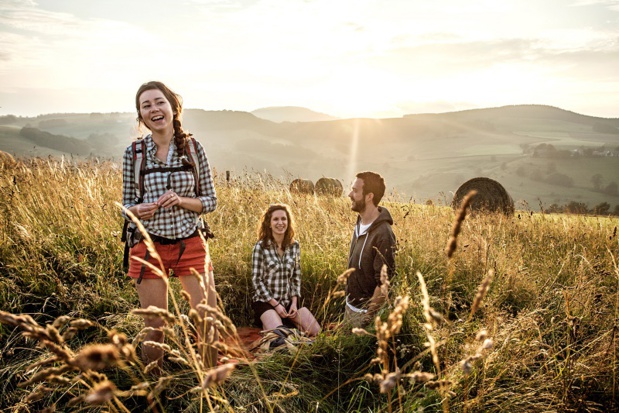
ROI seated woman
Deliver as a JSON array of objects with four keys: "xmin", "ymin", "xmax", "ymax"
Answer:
[{"xmin": 251, "ymin": 203, "xmax": 321, "ymax": 339}]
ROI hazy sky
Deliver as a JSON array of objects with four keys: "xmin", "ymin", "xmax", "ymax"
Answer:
[{"xmin": 1, "ymin": 0, "xmax": 618, "ymax": 118}]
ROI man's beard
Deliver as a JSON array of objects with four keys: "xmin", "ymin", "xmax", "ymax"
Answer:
[{"xmin": 351, "ymin": 197, "xmax": 366, "ymax": 213}]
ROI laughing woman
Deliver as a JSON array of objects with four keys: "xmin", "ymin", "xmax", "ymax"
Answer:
[
  {"xmin": 122, "ymin": 81, "xmax": 218, "ymax": 369},
  {"xmin": 251, "ymin": 204, "xmax": 321, "ymax": 338}
]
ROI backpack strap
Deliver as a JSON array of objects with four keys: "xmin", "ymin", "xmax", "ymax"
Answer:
[
  {"xmin": 132, "ymin": 139, "xmax": 147, "ymax": 203},
  {"xmin": 185, "ymin": 137, "xmax": 201, "ymax": 196},
  {"xmin": 122, "ymin": 139, "xmax": 146, "ymax": 271}
]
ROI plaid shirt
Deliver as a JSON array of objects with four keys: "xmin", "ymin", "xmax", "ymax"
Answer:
[
  {"xmin": 251, "ymin": 240, "xmax": 301, "ymax": 308},
  {"xmin": 122, "ymin": 135, "xmax": 217, "ymax": 239}
]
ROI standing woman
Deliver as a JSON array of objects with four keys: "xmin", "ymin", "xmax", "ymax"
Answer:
[
  {"xmin": 122, "ymin": 81, "xmax": 218, "ymax": 368},
  {"xmin": 251, "ymin": 204, "xmax": 321, "ymax": 338}
]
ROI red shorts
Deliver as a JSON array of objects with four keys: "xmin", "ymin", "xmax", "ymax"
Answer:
[{"xmin": 127, "ymin": 235, "xmax": 213, "ymax": 279}]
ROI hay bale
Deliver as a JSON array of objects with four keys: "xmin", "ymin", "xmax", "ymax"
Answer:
[
  {"xmin": 315, "ymin": 177, "xmax": 343, "ymax": 197},
  {"xmin": 290, "ymin": 178, "xmax": 314, "ymax": 195},
  {"xmin": 452, "ymin": 177, "xmax": 514, "ymax": 215}
]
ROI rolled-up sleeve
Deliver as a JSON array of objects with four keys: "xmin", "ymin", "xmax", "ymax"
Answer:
[{"xmin": 252, "ymin": 243, "xmax": 272, "ymax": 302}]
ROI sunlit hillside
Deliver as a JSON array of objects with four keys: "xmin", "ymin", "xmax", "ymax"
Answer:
[{"xmin": 1, "ymin": 105, "xmax": 618, "ymax": 210}]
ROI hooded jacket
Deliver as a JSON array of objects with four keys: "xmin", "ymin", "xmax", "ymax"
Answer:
[{"xmin": 346, "ymin": 206, "xmax": 396, "ymax": 307}]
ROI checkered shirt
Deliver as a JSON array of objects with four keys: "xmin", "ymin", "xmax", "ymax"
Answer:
[
  {"xmin": 122, "ymin": 135, "xmax": 217, "ymax": 239},
  {"xmin": 251, "ymin": 240, "xmax": 301, "ymax": 308}
]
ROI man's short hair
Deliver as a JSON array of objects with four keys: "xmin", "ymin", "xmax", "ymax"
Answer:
[{"xmin": 356, "ymin": 171, "xmax": 386, "ymax": 206}]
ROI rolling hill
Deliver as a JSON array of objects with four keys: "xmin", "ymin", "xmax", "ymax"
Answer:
[
  {"xmin": 1, "ymin": 105, "xmax": 618, "ymax": 210},
  {"xmin": 251, "ymin": 106, "xmax": 339, "ymax": 123}
]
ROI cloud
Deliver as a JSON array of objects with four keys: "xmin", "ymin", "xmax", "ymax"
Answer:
[
  {"xmin": 570, "ymin": 0, "xmax": 619, "ymax": 10},
  {"xmin": 1, "ymin": 0, "xmax": 617, "ymax": 118}
]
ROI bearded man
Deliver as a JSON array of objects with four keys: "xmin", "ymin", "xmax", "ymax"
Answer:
[{"xmin": 344, "ymin": 171, "xmax": 397, "ymax": 328}]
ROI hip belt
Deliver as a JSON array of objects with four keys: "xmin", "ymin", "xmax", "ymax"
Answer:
[{"xmin": 149, "ymin": 230, "xmax": 200, "ymax": 245}]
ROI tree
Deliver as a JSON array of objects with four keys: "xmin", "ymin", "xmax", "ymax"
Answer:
[
  {"xmin": 604, "ymin": 182, "xmax": 618, "ymax": 196},
  {"xmin": 545, "ymin": 173, "xmax": 573, "ymax": 187},
  {"xmin": 593, "ymin": 202, "xmax": 610, "ymax": 215},
  {"xmin": 565, "ymin": 201, "xmax": 588, "ymax": 214},
  {"xmin": 591, "ymin": 174, "xmax": 603, "ymax": 191},
  {"xmin": 547, "ymin": 203, "xmax": 563, "ymax": 213},
  {"xmin": 0, "ymin": 115, "xmax": 18, "ymax": 125}
]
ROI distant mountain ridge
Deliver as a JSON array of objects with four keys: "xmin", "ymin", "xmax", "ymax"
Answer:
[
  {"xmin": 1, "ymin": 104, "xmax": 618, "ymax": 211},
  {"xmin": 407, "ymin": 104, "xmax": 619, "ymax": 123},
  {"xmin": 251, "ymin": 106, "xmax": 339, "ymax": 123}
]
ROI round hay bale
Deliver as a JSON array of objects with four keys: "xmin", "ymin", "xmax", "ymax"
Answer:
[
  {"xmin": 0, "ymin": 150, "xmax": 16, "ymax": 167},
  {"xmin": 315, "ymin": 177, "xmax": 343, "ymax": 197},
  {"xmin": 290, "ymin": 178, "xmax": 314, "ymax": 195},
  {"xmin": 452, "ymin": 177, "xmax": 514, "ymax": 215}
]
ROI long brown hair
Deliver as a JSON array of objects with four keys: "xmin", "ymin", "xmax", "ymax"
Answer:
[
  {"xmin": 257, "ymin": 204, "xmax": 295, "ymax": 250},
  {"xmin": 135, "ymin": 81, "xmax": 193, "ymax": 162}
]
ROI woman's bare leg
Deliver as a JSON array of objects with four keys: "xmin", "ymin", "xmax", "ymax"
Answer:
[
  {"xmin": 180, "ymin": 270, "xmax": 218, "ymax": 367},
  {"xmin": 135, "ymin": 278, "xmax": 168, "ymax": 370}
]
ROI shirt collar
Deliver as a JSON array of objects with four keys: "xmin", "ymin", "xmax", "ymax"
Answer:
[{"xmin": 144, "ymin": 134, "xmax": 177, "ymax": 157}]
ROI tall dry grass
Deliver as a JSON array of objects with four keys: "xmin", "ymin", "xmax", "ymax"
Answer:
[{"xmin": 0, "ymin": 158, "xmax": 618, "ymax": 412}]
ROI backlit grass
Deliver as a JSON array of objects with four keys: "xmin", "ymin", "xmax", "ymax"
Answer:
[{"xmin": 0, "ymin": 158, "xmax": 618, "ymax": 412}]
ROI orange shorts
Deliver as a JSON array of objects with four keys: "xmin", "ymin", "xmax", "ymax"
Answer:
[{"xmin": 127, "ymin": 235, "xmax": 213, "ymax": 279}]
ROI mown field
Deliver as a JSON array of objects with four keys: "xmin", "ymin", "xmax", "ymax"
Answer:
[{"xmin": 0, "ymin": 158, "xmax": 618, "ymax": 412}]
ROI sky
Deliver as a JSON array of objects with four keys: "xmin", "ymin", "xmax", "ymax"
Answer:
[{"xmin": 1, "ymin": 0, "xmax": 618, "ymax": 119}]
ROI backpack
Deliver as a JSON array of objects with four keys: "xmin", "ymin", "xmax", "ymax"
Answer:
[{"xmin": 121, "ymin": 137, "xmax": 214, "ymax": 270}]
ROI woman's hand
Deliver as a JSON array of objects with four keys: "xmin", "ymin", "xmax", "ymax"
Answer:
[
  {"xmin": 288, "ymin": 302, "xmax": 298, "ymax": 319},
  {"xmin": 275, "ymin": 303, "xmax": 289, "ymax": 319},
  {"xmin": 135, "ymin": 203, "xmax": 159, "ymax": 220},
  {"xmin": 157, "ymin": 190, "xmax": 181, "ymax": 209}
]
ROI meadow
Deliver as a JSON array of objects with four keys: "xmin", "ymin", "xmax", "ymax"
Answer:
[{"xmin": 0, "ymin": 157, "xmax": 618, "ymax": 412}]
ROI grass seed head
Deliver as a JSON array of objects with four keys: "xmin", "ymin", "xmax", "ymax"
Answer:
[
  {"xmin": 336, "ymin": 268, "xmax": 355, "ymax": 285},
  {"xmin": 84, "ymin": 380, "xmax": 116, "ymax": 405},
  {"xmin": 71, "ymin": 344, "xmax": 121, "ymax": 371},
  {"xmin": 144, "ymin": 360, "xmax": 160, "ymax": 375},
  {"xmin": 131, "ymin": 305, "xmax": 176, "ymax": 325},
  {"xmin": 470, "ymin": 269, "xmax": 494, "ymax": 318},
  {"xmin": 481, "ymin": 338, "xmax": 494, "ymax": 350},
  {"xmin": 408, "ymin": 371, "xmax": 435, "ymax": 383},
  {"xmin": 202, "ymin": 363, "xmax": 236, "ymax": 388},
  {"xmin": 52, "ymin": 315, "xmax": 71, "ymax": 329},
  {"xmin": 69, "ymin": 319, "xmax": 95, "ymax": 330},
  {"xmin": 446, "ymin": 190, "xmax": 477, "ymax": 258},
  {"xmin": 380, "ymin": 370, "xmax": 401, "ymax": 393}
]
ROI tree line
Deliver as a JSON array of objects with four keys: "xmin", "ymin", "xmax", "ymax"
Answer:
[{"xmin": 545, "ymin": 201, "xmax": 619, "ymax": 216}]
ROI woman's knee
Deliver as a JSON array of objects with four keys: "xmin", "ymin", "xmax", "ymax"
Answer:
[
  {"xmin": 260, "ymin": 309, "xmax": 282, "ymax": 329},
  {"xmin": 298, "ymin": 307, "xmax": 313, "ymax": 319}
]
